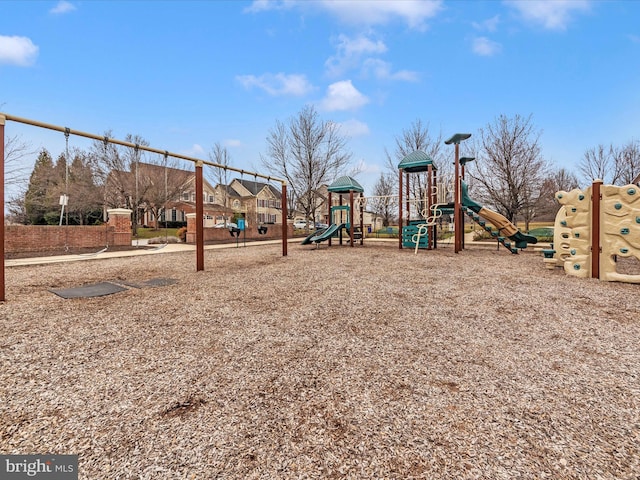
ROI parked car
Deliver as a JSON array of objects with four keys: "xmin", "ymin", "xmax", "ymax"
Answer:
[
  {"xmin": 315, "ymin": 223, "xmax": 329, "ymax": 229},
  {"xmin": 293, "ymin": 220, "xmax": 311, "ymax": 230},
  {"xmin": 213, "ymin": 222, "xmax": 237, "ymax": 229}
]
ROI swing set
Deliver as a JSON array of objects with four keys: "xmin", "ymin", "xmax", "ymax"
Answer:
[{"xmin": 0, "ymin": 112, "xmax": 289, "ymax": 302}]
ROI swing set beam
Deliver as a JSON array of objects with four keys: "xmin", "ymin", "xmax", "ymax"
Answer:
[{"xmin": 0, "ymin": 112, "xmax": 289, "ymax": 301}]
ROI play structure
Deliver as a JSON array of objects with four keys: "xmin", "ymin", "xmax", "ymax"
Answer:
[
  {"xmin": 543, "ymin": 179, "xmax": 640, "ymax": 283},
  {"xmin": 398, "ymin": 134, "xmax": 537, "ymax": 254},
  {"xmin": 301, "ymin": 176, "xmax": 364, "ymax": 247}
]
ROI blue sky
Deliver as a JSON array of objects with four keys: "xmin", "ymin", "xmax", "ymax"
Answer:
[{"xmin": 1, "ymin": 0, "xmax": 639, "ymax": 196}]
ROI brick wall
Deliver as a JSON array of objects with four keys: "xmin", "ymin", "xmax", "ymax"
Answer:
[
  {"xmin": 5, "ymin": 208, "xmax": 133, "ymax": 255},
  {"xmin": 5, "ymin": 225, "xmax": 117, "ymax": 255}
]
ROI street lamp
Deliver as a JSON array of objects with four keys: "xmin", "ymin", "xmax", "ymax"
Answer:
[{"xmin": 444, "ymin": 133, "xmax": 471, "ymax": 253}]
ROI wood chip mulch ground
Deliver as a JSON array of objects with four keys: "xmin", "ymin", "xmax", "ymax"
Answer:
[{"xmin": 1, "ymin": 242, "xmax": 639, "ymax": 479}]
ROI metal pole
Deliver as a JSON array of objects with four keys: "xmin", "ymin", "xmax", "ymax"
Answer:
[
  {"xmin": 398, "ymin": 169, "xmax": 403, "ymax": 249},
  {"xmin": 195, "ymin": 161, "xmax": 204, "ymax": 271},
  {"xmin": 281, "ymin": 183, "xmax": 288, "ymax": 257},
  {"xmin": 591, "ymin": 179, "xmax": 602, "ymax": 279},
  {"xmin": 454, "ymin": 143, "xmax": 461, "ymax": 253},
  {"xmin": 0, "ymin": 114, "xmax": 5, "ymax": 302},
  {"xmin": 0, "ymin": 112, "xmax": 284, "ymax": 183},
  {"xmin": 349, "ymin": 190, "xmax": 354, "ymax": 247}
]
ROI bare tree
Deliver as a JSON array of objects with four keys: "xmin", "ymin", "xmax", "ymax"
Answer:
[
  {"xmin": 611, "ymin": 139, "xmax": 640, "ymax": 185},
  {"xmin": 468, "ymin": 114, "xmax": 550, "ymax": 230},
  {"xmin": 370, "ymin": 172, "xmax": 396, "ymax": 226},
  {"xmin": 385, "ymin": 119, "xmax": 448, "ymax": 217},
  {"xmin": 5, "ymin": 134, "xmax": 34, "ymax": 186},
  {"xmin": 260, "ymin": 105, "xmax": 352, "ymax": 225},
  {"xmin": 137, "ymin": 160, "xmax": 191, "ymax": 230},
  {"xmin": 579, "ymin": 144, "xmax": 613, "ymax": 185},
  {"xmin": 207, "ymin": 142, "xmax": 232, "ymax": 224}
]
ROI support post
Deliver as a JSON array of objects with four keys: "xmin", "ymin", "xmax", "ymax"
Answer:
[
  {"xmin": 328, "ymin": 192, "xmax": 332, "ymax": 247},
  {"xmin": 454, "ymin": 143, "xmax": 462, "ymax": 253},
  {"xmin": 0, "ymin": 114, "xmax": 5, "ymax": 302},
  {"xmin": 281, "ymin": 183, "xmax": 288, "ymax": 256},
  {"xmin": 427, "ymin": 164, "xmax": 434, "ymax": 250},
  {"xmin": 195, "ymin": 160, "xmax": 204, "ymax": 271},
  {"xmin": 359, "ymin": 195, "xmax": 364, "ymax": 246},
  {"xmin": 591, "ymin": 179, "xmax": 602, "ymax": 279},
  {"xmin": 398, "ymin": 169, "xmax": 403, "ymax": 249},
  {"xmin": 349, "ymin": 190, "xmax": 354, "ymax": 247},
  {"xmin": 445, "ymin": 133, "xmax": 471, "ymax": 254}
]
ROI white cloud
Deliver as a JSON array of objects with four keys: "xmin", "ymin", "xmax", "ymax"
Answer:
[
  {"xmin": 224, "ymin": 139, "xmax": 242, "ymax": 148},
  {"xmin": 325, "ymin": 33, "xmax": 387, "ymax": 77},
  {"xmin": 183, "ymin": 144, "xmax": 205, "ymax": 157},
  {"xmin": 50, "ymin": 1, "xmax": 76, "ymax": 14},
  {"xmin": 362, "ymin": 58, "xmax": 419, "ymax": 82},
  {"xmin": 472, "ymin": 37, "xmax": 502, "ymax": 57},
  {"xmin": 337, "ymin": 119, "xmax": 370, "ymax": 137},
  {"xmin": 243, "ymin": 0, "xmax": 295, "ymax": 14},
  {"xmin": 504, "ymin": 0, "xmax": 591, "ymax": 30},
  {"xmin": 319, "ymin": 80, "xmax": 369, "ymax": 112},
  {"xmin": 472, "ymin": 15, "xmax": 500, "ymax": 32},
  {"xmin": 0, "ymin": 35, "xmax": 39, "ymax": 66},
  {"xmin": 245, "ymin": 0, "xmax": 443, "ymax": 29},
  {"xmin": 236, "ymin": 73, "xmax": 314, "ymax": 96},
  {"xmin": 319, "ymin": 0, "xmax": 443, "ymax": 30}
]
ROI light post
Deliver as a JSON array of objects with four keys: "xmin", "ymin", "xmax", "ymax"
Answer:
[{"xmin": 444, "ymin": 133, "xmax": 471, "ymax": 253}]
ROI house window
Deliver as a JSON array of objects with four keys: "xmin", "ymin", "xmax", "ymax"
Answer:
[
  {"xmin": 171, "ymin": 209, "xmax": 177, "ymax": 222},
  {"xmin": 182, "ymin": 192, "xmax": 189, "ymax": 201},
  {"xmin": 208, "ymin": 195, "xmax": 214, "ymax": 203},
  {"xmin": 233, "ymin": 199, "xmax": 240, "ymax": 209},
  {"xmin": 191, "ymin": 193, "xmax": 196, "ymax": 202}
]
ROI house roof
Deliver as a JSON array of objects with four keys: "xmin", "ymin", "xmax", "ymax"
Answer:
[
  {"xmin": 634, "ymin": 172, "xmax": 640, "ymax": 185},
  {"xmin": 231, "ymin": 178, "xmax": 281, "ymax": 197},
  {"xmin": 327, "ymin": 176, "xmax": 364, "ymax": 193},
  {"xmin": 398, "ymin": 150, "xmax": 437, "ymax": 173}
]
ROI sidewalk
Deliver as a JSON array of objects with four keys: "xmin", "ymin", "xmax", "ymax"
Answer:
[{"xmin": 5, "ymin": 239, "xmax": 296, "ymax": 267}]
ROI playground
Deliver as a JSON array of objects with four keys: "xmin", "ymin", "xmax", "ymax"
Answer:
[{"xmin": 2, "ymin": 242, "xmax": 639, "ymax": 478}]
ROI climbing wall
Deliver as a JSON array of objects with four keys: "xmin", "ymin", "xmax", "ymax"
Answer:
[
  {"xmin": 600, "ymin": 184, "xmax": 640, "ymax": 283},
  {"xmin": 554, "ymin": 187, "xmax": 592, "ymax": 278},
  {"xmin": 553, "ymin": 183, "xmax": 640, "ymax": 283}
]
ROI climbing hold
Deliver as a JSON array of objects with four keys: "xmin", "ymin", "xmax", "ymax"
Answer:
[
  {"xmin": 620, "ymin": 247, "xmax": 629, "ymax": 254},
  {"xmin": 627, "ymin": 188, "xmax": 636, "ymax": 195},
  {"xmin": 571, "ymin": 207, "xmax": 577, "ymax": 213},
  {"xmin": 615, "ymin": 203, "xmax": 623, "ymax": 210},
  {"xmin": 575, "ymin": 232, "xmax": 580, "ymax": 238},
  {"xmin": 560, "ymin": 220, "xmax": 567, "ymax": 226},
  {"xmin": 570, "ymin": 249, "xmax": 576, "ymax": 255},
  {"xmin": 557, "ymin": 193, "xmax": 563, "ymax": 199},
  {"xmin": 621, "ymin": 228, "xmax": 630, "ymax": 235},
  {"xmin": 573, "ymin": 264, "xmax": 581, "ymax": 270},
  {"xmin": 578, "ymin": 194, "xmax": 585, "ymax": 200}
]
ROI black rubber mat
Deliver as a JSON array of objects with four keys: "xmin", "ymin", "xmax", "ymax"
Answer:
[{"xmin": 50, "ymin": 282, "xmax": 128, "ymax": 299}]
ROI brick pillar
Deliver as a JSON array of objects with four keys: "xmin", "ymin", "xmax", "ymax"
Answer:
[
  {"xmin": 107, "ymin": 208, "xmax": 133, "ymax": 246},
  {"xmin": 186, "ymin": 213, "xmax": 197, "ymax": 244}
]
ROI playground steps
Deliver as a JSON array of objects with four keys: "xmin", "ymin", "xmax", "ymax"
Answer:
[{"xmin": 463, "ymin": 207, "xmax": 518, "ymax": 254}]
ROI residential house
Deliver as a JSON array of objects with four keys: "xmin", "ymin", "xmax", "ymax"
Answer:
[
  {"xmin": 108, "ymin": 163, "xmax": 285, "ymax": 228},
  {"xmin": 227, "ymin": 178, "xmax": 283, "ymax": 227}
]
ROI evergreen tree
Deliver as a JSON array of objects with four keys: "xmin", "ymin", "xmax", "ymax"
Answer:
[{"xmin": 24, "ymin": 149, "xmax": 57, "ymax": 224}]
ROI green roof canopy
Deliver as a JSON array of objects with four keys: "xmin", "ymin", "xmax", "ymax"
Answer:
[
  {"xmin": 398, "ymin": 150, "xmax": 436, "ymax": 173},
  {"xmin": 327, "ymin": 176, "xmax": 364, "ymax": 193}
]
